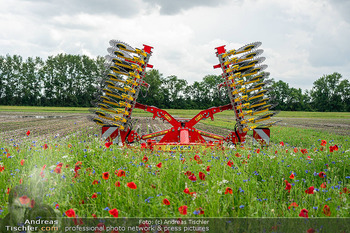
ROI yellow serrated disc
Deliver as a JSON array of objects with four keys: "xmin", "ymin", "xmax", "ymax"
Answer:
[
  {"xmin": 95, "ymin": 111, "xmax": 106, "ymax": 117},
  {"xmin": 105, "ymin": 81, "xmax": 115, "ymax": 87},
  {"xmin": 93, "ymin": 118, "xmax": 104, "ymax": 126}
]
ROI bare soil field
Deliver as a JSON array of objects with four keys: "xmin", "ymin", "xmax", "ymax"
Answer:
[
  {"xmin": 274, "ymin": 117, "xmax": 350, "ymax": 136},
  {"xmin": 1, "ymin": 112, "xmax": 349, "ymax": 144}
]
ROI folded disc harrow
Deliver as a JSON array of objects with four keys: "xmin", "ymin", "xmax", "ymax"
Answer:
[{"xmin": 90, "ymin": 40, "xmax": 278, "ymax": 151}]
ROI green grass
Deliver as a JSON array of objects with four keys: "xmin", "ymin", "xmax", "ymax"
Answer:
[{"xmin": 0, "ymin": 124, "xmax": 349, "ymax": 219}]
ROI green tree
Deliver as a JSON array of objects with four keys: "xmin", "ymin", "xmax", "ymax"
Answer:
[
  {"xmin": 20, "ymin": 57, "xmax": 44, "ymax": 106},
  {"xmin": 310, "ymin": 72, "xmax": 345, "ymax": 112},
  {"xmin": 0, "ymin": 55, "xmax": 23, "ymax": 105},
  {"xmin": 138, "ymin": 69, "xmax": 166, "ymax": 108},
  {"xmin": 162, "ymin": 75, "xmax": 188, "ymax": 108}
]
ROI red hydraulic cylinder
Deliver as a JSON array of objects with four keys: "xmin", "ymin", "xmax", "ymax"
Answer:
[{"xmin": 180, "ymin": 129, "xmax": 190, "ymax": 144}]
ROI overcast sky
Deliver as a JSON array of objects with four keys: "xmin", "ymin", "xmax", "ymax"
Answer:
[{"xmin": 1, "ymin": 0, "xmax": 349, "ymax": 90}]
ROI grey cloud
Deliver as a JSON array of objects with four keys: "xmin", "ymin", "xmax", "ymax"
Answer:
[
  {"xmin": 143, "ymin": 0, "xmax": 230, "ymax": 15},
  {"xmin": 308, "ymin": 27, "xmax": 350, "ymax": 67},
  {"xmin": 21, "ymin": 0, "xmax": 143, "ymax": 18},
  {"xmin": 327, "ymin": 0, "xmax": 350, "ymax": 22}
]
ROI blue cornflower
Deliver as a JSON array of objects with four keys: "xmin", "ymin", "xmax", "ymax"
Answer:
[
  {"xmin": 313, "ymin": 207, "xmax": 318, "ymax": 210},
  {"xmin": 239, "ymin": 205, "xmax": 245, "ymax": 209},
  {"xmin": 193, "ymin": 210, "xmax": 200, "ymax": 215},
  {"xmin": 104, "ymin": 207, "xmax": 110, "ymax": 211}
]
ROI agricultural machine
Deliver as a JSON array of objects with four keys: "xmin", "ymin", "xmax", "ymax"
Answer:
[{"xmin": 89, "ymin": 40, "xmax": 279, "ymax": 151}]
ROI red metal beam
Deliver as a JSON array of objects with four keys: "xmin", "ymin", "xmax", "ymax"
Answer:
[
  {"xmin": 186, "ymin": 103, "xmax": 233, "ymax": 128},
  {"xmin": 134, "ymin": 102, "xmax": 181, "ymax": 128}
]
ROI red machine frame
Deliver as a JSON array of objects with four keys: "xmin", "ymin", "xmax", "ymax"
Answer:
[{"xmin": 100, "ymin": 42, "xmax": 260, "ymax": 151}]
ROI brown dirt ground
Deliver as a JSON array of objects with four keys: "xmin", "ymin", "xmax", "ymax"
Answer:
[{"xmin": 1, "ymin": 112, "xmax": 349, "ymax": 144}]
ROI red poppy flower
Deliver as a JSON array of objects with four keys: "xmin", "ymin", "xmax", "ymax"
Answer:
[
  {"xmin": 96, "ymin": 223, "xmax": 106, "ymax": 232},
  {"xmin": 289, "ymin": 173, "xmax": 295, "ymax": 179},
  {"xmin": 307, "ymin": 228, "xmax": 316, "ymax": 233},
  {"xmin": 235, "ymin": 153, "xmax": 241, "ymax": 157},
  {"xmin": 92, "ymin": 213, "xmax": 97, "ymax": 218},
  {"xmin": 6, "ymin": 188, "xmax": 10, "ymax": 194},
  {"xmin": 225, "ymin": 187, "xmax": 233, "ymax": 194},
  {"xmin": 301, "ymin": 149, "xmax": 308, "ymax": 154},
  {"xmin": 329, "ymin": 145, "xmax": 338, "ymax": 152},
  {"xmin": 102, "ymin": 172, "xmax": 109, "ymax": 180},
  {"xmin": 127, "ymin": 182, "xmax": 137, "ymax": 189},
  {"xmin": 280, "ymin": 141, "xmax": 284, "ymax": 146},
  {"xmin": 321, "ymin": 140, "xmax": 327, "ymax": 146},
  {"xmin": 91, "ymin": 193, "xmax": 97, "ymax": 199},
  {"xmin": 20, "ymin": 160, "xmax": 25, "ymax": 166},
  {"xmin": 285, "ymin": 182, "xmax": 292, "ymax": 192},
  {"xmin": 299, "ymin": 208, "xmax": 308, "ymax": 218},
  {"xmin": 199, "ymin": 172, "xmax": 206, "ymax": 180},
  {"xmin": 105, "ymin": 141, "xmax": 113, "ymax": 148},
  {"xmin": 74, "ymin": 165, "xmax": 81, "ymax": 174},
  {"xmin": 26, "ymin": 130, "xmax": 30, "ymax": 136},
  {"xmin": 333, "ymin": 145, "xmax": 338, "ymax": 151},
  {"xmin": 321, "ymin": 182, "xmax": 327, "ymax": 188},
  {"xmin": 54, "ymin": 167, "xmax": 61, "ymax": 174},
  {"xmin": 139, "ymin": 223, "xmax": 149, "ymax": 233},
  {"xmin": 206, "ymin": 166, "xmax": 210, "ymax": 172},
  {"xmin": 73, "ymin": 217, "xmax": 83, "ymax": 226},
  {"xmin": 293, "ymin": 148, "xmax": 298, "ymax": 153},
  {"xmin": 43, "ymin": 144, "xmax": 48, "ymax": 149},
  {"xmin": 185, "ymin": 171, "xmax": 192, "ymax": 176},
  {"xmin": 319, "ymin": 172, "xmax": 325, "ymax": 178},
  {"xmin": 305, "ymin": 186, "xmax": 314, "ymax": 194},
  {"xmin": 178, "ymin": 205, "xmax": 188, "ymax": 215},
  {"xmin": 0, "ymin": 165, "xmax": 5, "ymax": 172},
  {"xmin": 323, "ymin": 205, "xmax": 331, "ymax": 216},
  {"xmin": 65, "ymin": 209, "xmax": 76, "ymax": 218},
  {"xmin": 194, "ymin": 154, "xmax": 200, "ymax": 161},
  {"xmin": 19, "ymin": 195, "xmax": 30, "ymax": 205},
  {"xmin": 288, "ymin": 202, "xmax": 298, "ymax": 209},
  {"xmin": 92, "ymin": 180, "xmax": 98, "ymax": 185},
  {"xmin": 342, "ymin": 187, "xmax": 349, "ymax": 194},
  {"xmin": 109, "ymin": 208, "xmax": 118, "ymax": 218},
  {"xmin": 162, "ymin": 198, "xmax": 170, "ymax": 205},
  {"xmin": 188, "ymin": 174, "xmax": 197, "ymax": 181},
  {"xmin": 190, "ymin": 192, "xmax": 197, "ymax": 197},
  {"xmin": 115, "ymin": 181, "xmax": 120, "ymax": 187},
  {"xmin": 184, "ymin": 188, "xmax": 190, "ymax": 194},
  {"xmin": 142, "ymin": 156, "xmax": 148, "ymax": 162},
  {"xmin": 57, "ymin": 163, "xmax": 63, "ymax": 168},
  {"xmin": 256, "ymin": 148, "xmax": 260, "ymax": 154},
  {"xmin": 116, "ymin": 170, "xmax": 126, "ymax": 177},
  {"xmin": 227, "ymin": 160, "xmax": 234, "ymax": 167},
  {"xmin": 156, "ymin": 163, "xmax": 162, "ymax": 168}
]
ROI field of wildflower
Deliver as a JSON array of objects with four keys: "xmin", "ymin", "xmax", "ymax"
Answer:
[{"xmin": 0, "ymin": 108, "xmax": 349, "ymax": 224}]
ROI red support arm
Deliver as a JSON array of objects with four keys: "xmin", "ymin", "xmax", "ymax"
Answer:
[
  {"xmin": 186, "ymin": 103, "xmax": 233, "ymax": 128},
  {"xmin": 134, "ymin": 102, "xmax": 181, "ymax": 128}
]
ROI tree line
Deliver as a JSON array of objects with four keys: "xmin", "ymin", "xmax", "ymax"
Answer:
[{"xmin": 1, "ymin": 54, "xmax": 349, "ymax": 111}]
